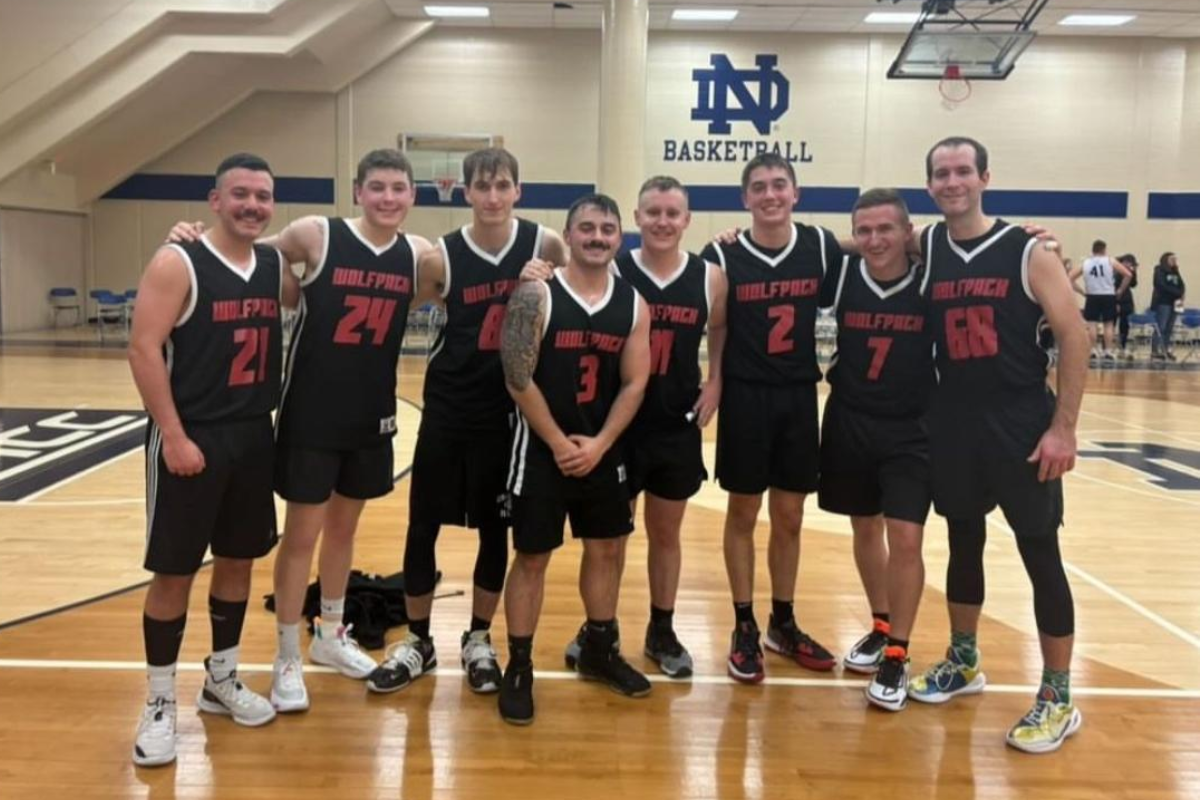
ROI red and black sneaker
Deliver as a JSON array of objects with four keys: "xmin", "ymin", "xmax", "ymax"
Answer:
[
  {"xmin": 765, "ymin": 614, "xmax": 836, "ymax": 672},
  {"xmin": 727, "ymin": 621, "xmax": 765, "ymax": 684}
]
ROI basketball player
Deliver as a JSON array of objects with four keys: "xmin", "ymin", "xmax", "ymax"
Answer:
[
  {"xmin": 167, "ymin": 149, "xmax": 432, "ymax": 711},
  {"xmin": 817, "ymin": 189, "xmax": 933, "ymax": 711},
  {"xmin": 909, "ymin": 136, "xmax": 1088, "ymax": 754},
  {"xmin": 699, "ymin": 153, "xmax": 840, "ymax": 683},
  {"xmin": 497, "ymin": 194, "xmax": 651, "ymax": 725},
  {"xmin": 129, "ymin": 154, "xmax": 298, "ymax": 767},
  {"xmin": 1069, "ymin": 239, "xmax": 1131, "ymax": 360},
  {"xmin": 548, "ymin": 176, "xmax": 728, "ymax": 679},
  {"xmin": 367, "ymin": 148, "xmax": 566, "ymax": 695}
]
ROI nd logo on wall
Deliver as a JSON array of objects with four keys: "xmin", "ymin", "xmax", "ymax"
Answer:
[{"xmin": 664, "ymin": 53, "xmax": 814, "ymax": 165}]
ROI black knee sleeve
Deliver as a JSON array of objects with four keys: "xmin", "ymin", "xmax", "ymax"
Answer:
[
  {"xmin": 403, "ymin": 521, "xmax": 440, "ymax": 597},
  {"xmin": 1014, "ymin": 527, "xmax": 1075, "ymax": 637},
  {"xmin": 473, "ymin": 524, "xmax": 509, "ymax": 594},
  {"xmin": 946, "ymin": 517, "xmax": 987, "ymax": 606}
]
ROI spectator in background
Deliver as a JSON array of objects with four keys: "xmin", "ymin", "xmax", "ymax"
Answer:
[
  {"xmin": 1114, "ymin": 254, "xmax": 1138, "ymax": 359},
  {"xmin": 1152, "ymin": 252, "xmax": 1185, "ymax": 361}
]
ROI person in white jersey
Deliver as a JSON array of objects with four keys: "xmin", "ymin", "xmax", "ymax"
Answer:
[{"xmin": 1069, "ymin": 239, "xmax": 1131, "ymax": 361}]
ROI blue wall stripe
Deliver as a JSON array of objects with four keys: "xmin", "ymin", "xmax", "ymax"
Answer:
[
  {"xmin": 103, "ymin": 174, "xmax": 334, "ymax": 203},
  {"xmin": 101, "ymin": 174, "xmax": 1137, "ymax": 219},
  {"xmin": 1148, "ymin": 193, "xmax": 1200, "ymax": 220}
]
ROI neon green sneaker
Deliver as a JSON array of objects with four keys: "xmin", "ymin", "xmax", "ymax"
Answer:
[
  {"xmin": 1005, "ymin": 687, "xmax": 1082, "ymax": 754},
  {"xmin": 908, "ymin": 647, "xmax": 986, "ymax": 704}
]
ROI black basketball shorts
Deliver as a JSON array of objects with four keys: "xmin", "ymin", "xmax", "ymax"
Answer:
[
  {"xmin": 273, "ymin": 438, "xmax": 395, "ymax": 503},
  {"xmin": 144, "ymin": 415, "xmax": 278, "ymax": 575},
  {"xmin": 928, "ymin": 388, "xmax": 1064, "ymax": 535},
  {"xmin": 409, "ymin": 420, "xmax": 511, "ymax": 529},
  {"xmin": 817, "ymin": 396, "xmax": 931, "ymax": 525},
  {"xmin": 625, "ymin": 423, "xmax": 707, "ymax": 501},
  {"xmin": 510, "ymin": 452, "xmax": 633, "ymax": 555},
  {"xmin": 716, "ymin": 380, "xmax": 819, "ymax": 495},
  {"xmin": 1083, "ymin": 295, "xmax": 1118, "ymax": 323}
]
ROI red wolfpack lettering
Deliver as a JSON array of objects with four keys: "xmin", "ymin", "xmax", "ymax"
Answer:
[
  {"xmin": 735, "ymin": 278, "xmax": 819, "ymax": 303},
  {"xmin": 212, "ymin": 297, "xmax": 280, "ymax": 322},
  {"xmin": 931, "ymin": 278, "xmax": 1010, "ymax": 302},
  {"xmin": 554, "ymin": 329, "xmax": 626, "ymax": 353},
  {"xmin": 463, "ymin": 279, "xmax": 519, "ymax": 305},
  {"xmin": 842, "ymin": 312, "xmax": 925, "ymax": 332},
  {"xmin": 331, "ymin": 266, "xmax": 412, "ymax": 294},
  {"xmin": 648, "ymin": 303, "xmax": 700, "ymax": 325}
]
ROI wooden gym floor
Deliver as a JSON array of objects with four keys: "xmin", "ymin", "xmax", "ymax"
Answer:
[{"xmin": 1, "ymin": 346, "xmax": 1199, "ymax": 799}]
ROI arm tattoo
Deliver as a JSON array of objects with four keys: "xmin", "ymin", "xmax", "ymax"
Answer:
[{"xmin": 501, "ymin": 283, "xmax": 544, "ymax": 391}]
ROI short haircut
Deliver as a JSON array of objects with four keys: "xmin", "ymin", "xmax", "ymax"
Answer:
[
  {"xmin": 851, "ymin": 187, "xmax": 910, "ymax": 225},
  {"xmin": 355, "ymin": 149, "xmax": 414, "ymax": 186},
  {"xmin": 1092, "ymin": 239, "xmax": 1106, "ymax": 253},
  {"xmin": 565, "ymin": 193, "xmax": 621, "ymax": 230},
  {"xmin": 215, "ymin": 153, "xmax": 272, "ymax": 184},
  {"xmin": 463, "ymin": 147, "xmax": 520, "ymax": 186},
  {"xmin": 925, "ymin": 136, "xmax": 989, "ymax": 180},
  {"xmin": 638, "ymin": 175, "xmax": 689, "ymax": 203},
  {"xmin": 741, "ymin": 153, "xmax": 796, "ymax": 191}
]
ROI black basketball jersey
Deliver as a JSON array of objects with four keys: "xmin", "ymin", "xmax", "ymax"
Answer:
[
  {"xmin": 826, "ymin": 256, "xmax": 933, "ymax": 418},
  {"xmin": 702, "ymin": 223, "xmax": 840, "ymax": 385},
  {"xmin": 616, "ymin": 249, "xmax": 709, "ymax": 431},
  {"xmin": 165, "ymin": 237, "xmax": 283, "ymax": 423},
  {"xmin": 277, "ymin": 217, "xmax": 415, "ymax": 450},
  {"xmin": 508, "ymin": 269, "xmax": 638, "ymax": 496},
  {"xmin": 423, "ymin": 218, "xmax": 544, "ymax": 432},
  {"xmin": 924, "ymin": 220, "xmax": 1048, "ymax": 402}
]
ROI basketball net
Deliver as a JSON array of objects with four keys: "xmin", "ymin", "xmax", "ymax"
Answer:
[
  {"xmin": 938, "ymin": 64, "xmax": 972, "ymax": 110},
  {"xmin": 434, "ymin": 177, "xmax": 458, "ymax": 204}
]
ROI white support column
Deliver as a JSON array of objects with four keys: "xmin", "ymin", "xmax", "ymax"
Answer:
[{"xmin": 597, "ymin": 0, "xmax": 648, "ymax": 220}]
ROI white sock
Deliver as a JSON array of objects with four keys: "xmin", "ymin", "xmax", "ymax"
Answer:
[
  {"xmin": 147, "ymin": 664, "xmax": 176, "ymax": 701},
  {"xmin": 208, "ymin": 646, "xmax": 240, "ymax": 682},
  {"xmin": 277, "ymin": 623, "xmax": 301, "ymax": 661},
  {"xmin": 319, "ymin": 596, "xmax": 345, "ymax": 639}
]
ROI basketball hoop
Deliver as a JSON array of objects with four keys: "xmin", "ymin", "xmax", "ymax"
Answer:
[
  {"xmin": 434, "ymin": 177, "xmax": 459, "ymax": 204},
  {"xmin": 938, "ymin": 64, "xmax": 972, "ymax": 110}
]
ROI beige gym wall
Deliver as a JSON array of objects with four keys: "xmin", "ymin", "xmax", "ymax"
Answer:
[{"xmin": 87, "ymin": 27, "xmax": 1199, "ymax": 310}]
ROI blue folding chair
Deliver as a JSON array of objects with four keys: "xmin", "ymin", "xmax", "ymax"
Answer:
[{"xmin": 48, "ymin": 287, "xmax": 81, "ymax": 327}]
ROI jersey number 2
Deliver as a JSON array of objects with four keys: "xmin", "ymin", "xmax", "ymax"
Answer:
[
  {"xmin": 229, "ymin": 327, "xmax": 270, "ymax": 386},
  {"xmin": 767, "ymin": 305, "xmax": 795, "ymax": 354},
  {"xmin": 334, "ymin": 295, "xmax": 397, "ymax": 346}
]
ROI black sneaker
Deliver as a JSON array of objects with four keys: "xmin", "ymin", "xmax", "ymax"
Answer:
[
  {"xmin": 564, "ymin": 620, "xmax": 620, "ymax": 670},
  {"xmin": 498, "ymin": 662, "xmax": 534, "ymax": 725},
  {"xmin": 866, "ymin": 652, "xmax": 910, "ymax": 712},
  {"xmin": 644, "ymin": 623, "xmax": 694, "ymax": 679},
  {"xmin": 765, "ymin": 614, "xmax": 836, "ymax": 672},
  {"xmin": 727, "ymin": 621, "xmax": 764, "ymax": 684},
  {"xmin": 461, "ymin": 630, "xmax": 502, "ymax": 694},
  {"xmin": 366, "ymin": 633, "xmax": 437, "ymax": 694},
  {"xmin": 577, "ymin": 642, "xmax": 652, "ymax": 698}
]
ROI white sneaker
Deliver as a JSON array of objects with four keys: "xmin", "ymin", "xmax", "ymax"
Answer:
[
  {"xmin": 197, "ymin": 658, "xmax": 277, "ymax": 727},
  {"xmin": 309, "ymin": 623, "xmax": 377, "ymax": 679},
  {"xmin": 461, "ymin": 630, "xmax": 502, "ymax": 694},
  {"xmin": 270, "ymin": 657, "xmax": 310, "ymax": 713},
  {"xmin": 132, "ymin": 696, "xmax": 177, "ymax": 767}
]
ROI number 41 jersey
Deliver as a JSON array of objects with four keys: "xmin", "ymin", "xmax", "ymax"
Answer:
[
  {"xmin": 277, "ymin": 217, "xmax": 415, "ymax": 450},
  {"xmin": 924, "ymin": 220, "xmax": 1048, "ymax": 402}
]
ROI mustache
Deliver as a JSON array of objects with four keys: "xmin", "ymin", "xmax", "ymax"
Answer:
[{"xmin": 582, "ymin": 241, "xmax": 610, "ymax": 250}]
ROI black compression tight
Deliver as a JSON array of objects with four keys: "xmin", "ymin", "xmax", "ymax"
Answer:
[
  {"xmin": 945, "ymin": 515, "xmax": 1074, "ymax": 637},
  {"xmin": 403, "ymin": 521, "xmax": 509, "ymax": 597}
]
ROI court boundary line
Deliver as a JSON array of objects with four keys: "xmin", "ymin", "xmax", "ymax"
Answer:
[
  {"xmin": 0, "ymin": 657, "xmax": 1193, "ymax": 699},
  {"xmin": 986, "ymin": 517, "xmax": 1200, "ymax": 651}
]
